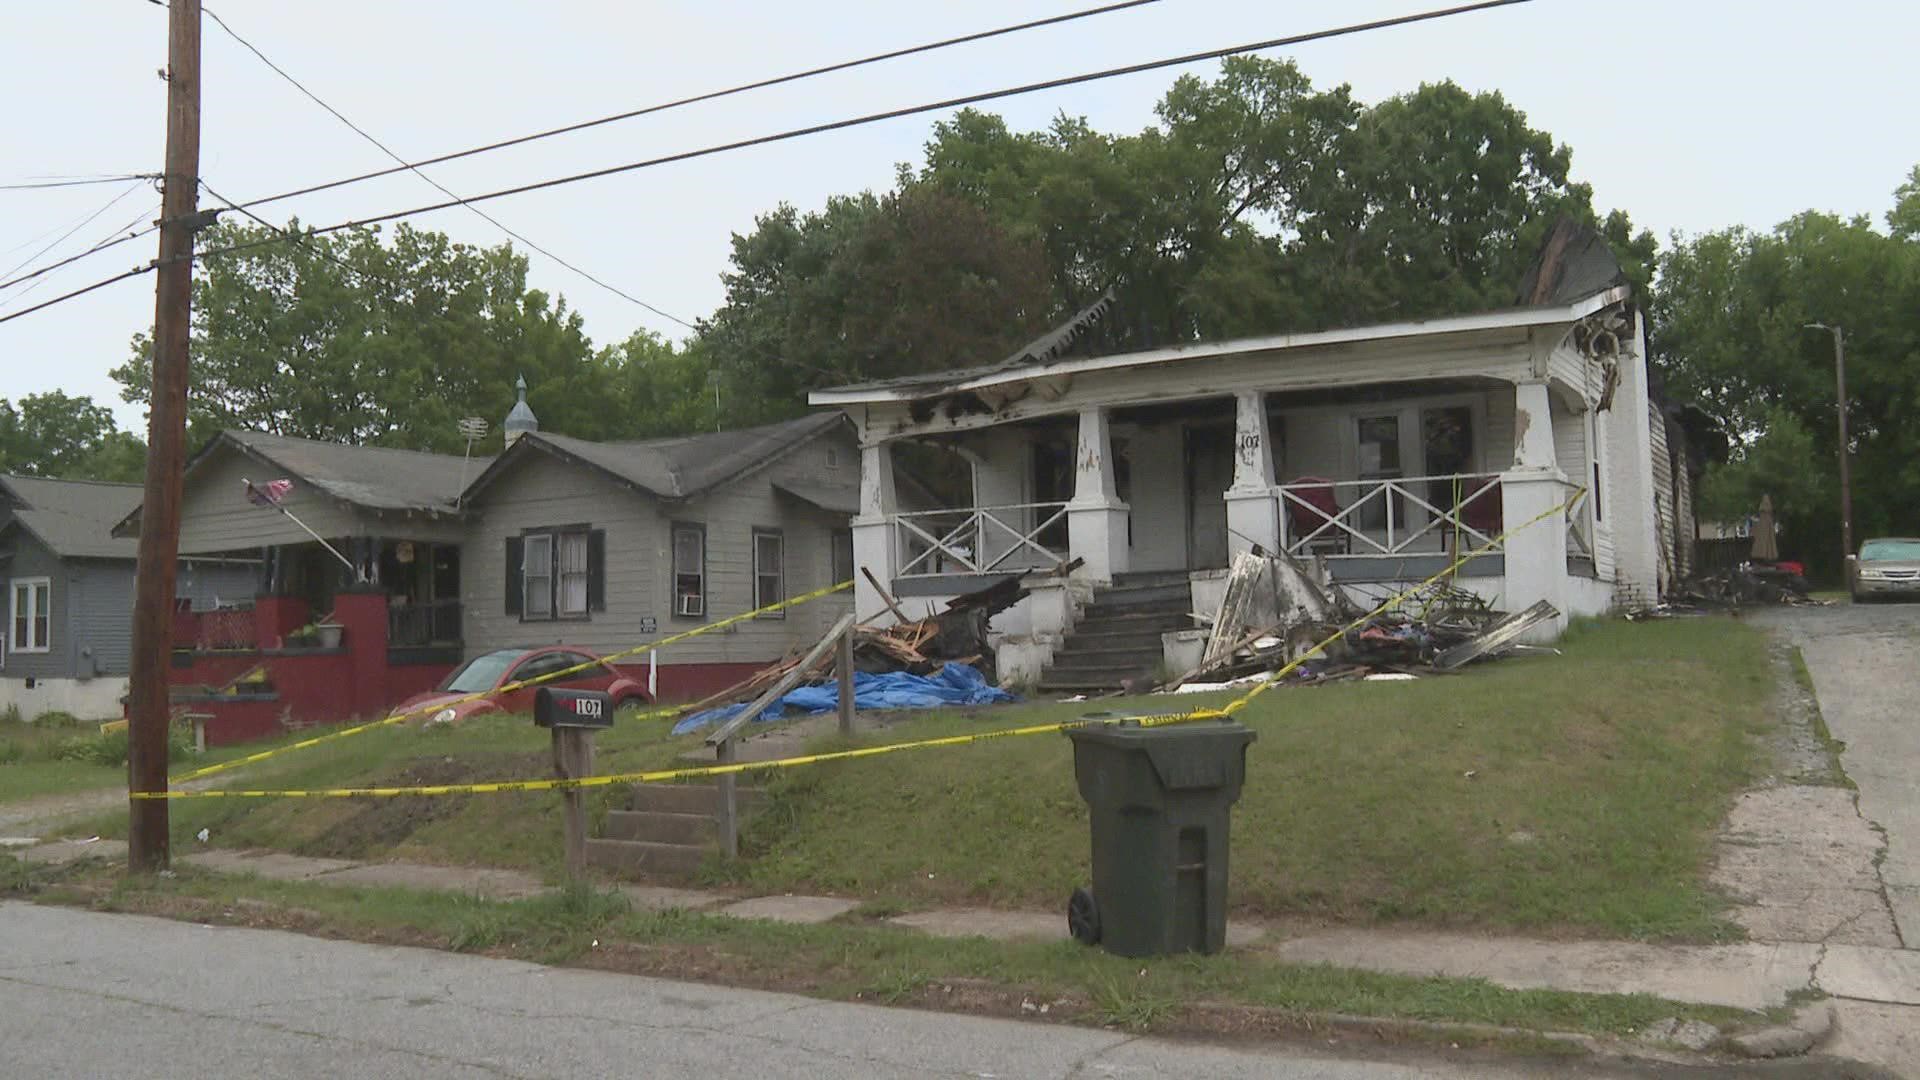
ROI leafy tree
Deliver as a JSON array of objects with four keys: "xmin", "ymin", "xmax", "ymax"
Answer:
[
  {"xmin": 112, "ymin": 221, "xmax": 598, "ymax": 453},
  {"xmin": 699, "ymin": 185, "xmax": 1053, "ymax": 424},
  {"xmin": 1653, "ymin": 173, "xmax": 1920, "ymax": 576},
  {"xmin": 917, "ymin": 61, "xmax": 1650, "ymax": 347},
  {"xmin": 0, "ymin": 391, "xmax": 146, "ymax": 482}
]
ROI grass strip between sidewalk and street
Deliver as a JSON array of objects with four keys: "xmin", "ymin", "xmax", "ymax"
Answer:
[{"xmin": 7, "ymin": 855, "xmax": 1768, "ymax": 1052}]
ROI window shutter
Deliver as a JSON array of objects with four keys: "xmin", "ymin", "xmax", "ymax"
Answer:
[
  {"xmin": 587, "ymin": 529, "xmax": 606, "ymax": 612},
  {"xmin": 504, "ymin": 536, "xmax": 523, "ymax": 616}
]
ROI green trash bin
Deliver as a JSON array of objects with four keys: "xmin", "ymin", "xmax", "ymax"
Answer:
[{"xmin": 1065, "ymin": 718, "xmax": 1256, "ymax": 958}]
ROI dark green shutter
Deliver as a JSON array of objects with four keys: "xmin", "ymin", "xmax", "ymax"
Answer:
[
  {"xmin": 504, "ymin": 536, "xmax": 523, "ymax": 616},
  {"xmin": 587, "ymin": 529, "xmax": 606, "ymax": 612}
]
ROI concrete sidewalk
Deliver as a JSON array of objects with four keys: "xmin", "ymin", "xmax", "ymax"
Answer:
[{"xmin": 17, "ymin": 839, "xmax": 1920, "ymax": 1072}]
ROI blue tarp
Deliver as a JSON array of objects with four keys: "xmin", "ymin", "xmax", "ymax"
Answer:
[{"xmin": 671, "ymin": 663, "xmax": 1015, "ymax": 735}]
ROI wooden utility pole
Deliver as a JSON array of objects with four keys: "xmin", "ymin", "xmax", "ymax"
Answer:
[
  {"xmin": 1830, "ymin": 325, "xmax": 1854, "ymax": 562},
  {"xmin": 128, "ymin": 0, "xmax": 202, "ymax": 871}
]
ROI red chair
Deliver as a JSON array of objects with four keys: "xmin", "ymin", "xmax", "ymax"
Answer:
[
  {"xmin": 1285, "ymin": 477, "xmax": 1349, "ymax": 554},
  {"xmin": 1454, "ymin": 477, "xmax": 1503, "ymax": 547}
]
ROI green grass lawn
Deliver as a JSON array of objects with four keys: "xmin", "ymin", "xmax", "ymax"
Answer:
[
  {"xmin": 12, "ymin": 861, "xmax": 1763, "ymax": 1044},
  {"xmin": 76, "ymin": 616, "xmax": 1773, "ymax": 940}
]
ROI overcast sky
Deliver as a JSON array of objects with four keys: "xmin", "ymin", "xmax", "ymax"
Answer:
[{"xmin": 3, "ymin": 0, "xmax": 1915, "ymax": 434}]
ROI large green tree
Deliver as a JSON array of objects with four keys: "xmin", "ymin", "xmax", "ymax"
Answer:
[
  {"xmin": 0, "ymin": 391, "xmax": 145, "ymax": 482},
  {"xmin": 699, "ymin": 184, "xmax": 1053, "ymax": 424},
  {"xmin": 112, "ymin": 220, "xmax": 601, "ymax": 452},
  {"xmin": 915, "ymin": 59, "xmax": 1652, "ymax": 347},
  {"xmin": 1653, "ymin": 174, "xmax": 1920, "ymax": 576}
]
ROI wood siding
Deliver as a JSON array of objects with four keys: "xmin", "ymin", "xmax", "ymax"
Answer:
[
  {"xmin": 176, "ymin": 446, "xmax": 465, "ymax": 554},
  {"xmin": 462, "ymin": 430, "xmax": 857, "ymax": 667},
  {"xmin": 1, "ymin": 532, "xmax": 66, "ymax": 681}
]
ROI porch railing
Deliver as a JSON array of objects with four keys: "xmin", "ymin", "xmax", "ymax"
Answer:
[
  {"xmin": 893, "ymin": 501, "xmax": 1070, "ymax": 578},
  {"xmin": 1277, "ymin": 473, "xmax": 1506, "ymax": 558},
  {"xmin": 190, "ymin": 605, "xmax": 256, "ymax": 650},
  {"xmin": 388, "ymin": 598, "xmax": 462, "ymax": 647}
]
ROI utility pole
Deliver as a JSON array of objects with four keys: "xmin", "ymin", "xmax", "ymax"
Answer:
[
  {"xmin": 128, "ymin": 0, "xmax": 203, "ymax": 872},
  {"xmin": 1806, "ymin": 323, "xmax": 1855, "ymax": 563}
]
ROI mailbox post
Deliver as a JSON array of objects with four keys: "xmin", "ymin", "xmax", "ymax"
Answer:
[{"xmin": 535, "ymin": 687, "xmax": 613, "ymax": 880}]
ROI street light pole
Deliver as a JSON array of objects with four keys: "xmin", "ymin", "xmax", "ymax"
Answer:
[{"xmin": 1805, "ymin": 323, "xmax": 1854, "ymax": 561}]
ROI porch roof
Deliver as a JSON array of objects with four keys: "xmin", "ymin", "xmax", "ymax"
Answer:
[{"xmin": 808, "ymin": 285, "xmax": 1627, "ymax": 407}]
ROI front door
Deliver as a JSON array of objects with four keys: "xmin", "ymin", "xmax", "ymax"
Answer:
[{"xmin": 1185, "ymin": 425, "xmax": 1233, "ymax": 569}]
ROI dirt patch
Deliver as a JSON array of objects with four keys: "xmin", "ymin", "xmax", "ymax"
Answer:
[
  {"xmin": 293, "ymin": 753, "xmax": 549, "ymax": 860},
  {"xmin": 1762, "ymin": 639, "xmax": 1847, "ymax": 787}
]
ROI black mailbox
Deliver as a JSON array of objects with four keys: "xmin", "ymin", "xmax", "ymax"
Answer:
[{"xmin": 534, "ymin": 687, "xmax": 614, "ymax": 729}]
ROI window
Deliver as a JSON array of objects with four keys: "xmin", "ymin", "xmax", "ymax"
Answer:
[
  {"xmin": 753, "ymin": 530, "xmax": 785, "ymax": 616},
  {"xmin": 824, "ymin": 445, "xmax": 841, "ymax": 470},
  {"xmin": 557, "ymin": 532, "xmax": 589, "ymax": 617},
  {"xmin": 508, "ymin": 527, "xmax": 604, "ymax": 622},
  {"xmin": 830, "ymin": 529, "xmax": 854, "ymax": 585},
  {"xmin": 673, "ymin": 523, "xmax": 705, "ymax": 618},
  {"xmin": 9, "ymin": 578, "xmax": 51, "ymax": 654},
  {"xmin": 522, "ymin": 535, "xmax": 553, "ymax": 618},
  {"xmin": 1356, "ymin": 415, "xmax": 1404, "ymax": 532}
]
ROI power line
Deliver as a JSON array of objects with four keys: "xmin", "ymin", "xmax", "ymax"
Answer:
[
  {"xmin": 0, "ymin": 218, "xmax": 159, "ymax": 293},
  {"xmin": 198, "ymin": 0, "xmax": 1530, "ymax": 261},
  {"xmin": 203, "ymin": 4, "xmax": 696, "ymax": 329},
  {"xmin": 5, "ymin": 0, "xmax": 1529, "ymax": 328},
  {"xmin": 0, "ymin": 265, "xmax": 152, "ymax": 325},
  {"xmin": 0, "ymin": 179, "xmax": 149, "ymax": 285},
  {"xmin": 234, "ymin": 0, "xmax": 1166, "ymax": 214},
  {"xmin": 0, "ymin": 199, "xmax": 159, "ymax": 314},
  {"xmin": 0, "ymin": 173, "xmax": 159, "ymax": 191}
]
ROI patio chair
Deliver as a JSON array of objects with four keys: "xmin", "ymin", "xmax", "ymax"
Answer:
[
  {"xmin": 1449, "ymin": 477, "xmax": 1503, "ymax": 550},
  {"xmin": 1285, "ymin": 477, "xmax": 1349, "ymax": 555}
]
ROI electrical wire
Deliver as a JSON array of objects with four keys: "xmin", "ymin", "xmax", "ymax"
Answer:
[
  {"xmin": 232, "ymin": 0, "xmax": 1166, "ymax": 213},
  {"xmin": 3, "ymin": 0, "xmax": 1529, "ymax": 327},
  {"xmin": 0, "ymin": 219, "xmax": 160, "ymax": 294},
  {"xmin": 0, "ymin": 199, "xmax": 159, "ymax": 315},
  {"xmin": 203, "ymin": 4, "xmax": 696, "ymax": 328},
  {"xmin": 0, "ymin": 173, "xmax": 158, "ymax": 191},
  {"xmin": 0, "ymin": 179, "xmax": 149, "ymax": 285},
  {"xmin": 194, "ymin": 0, "xmax": 1531, "ymax": 263}
]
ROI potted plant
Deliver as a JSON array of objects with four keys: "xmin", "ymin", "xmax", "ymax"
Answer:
[
  {"xmin": 283, "ymin": 622, "xmax": 320, "ymax": 648},
  {"xmin": 314, "ymin": 621, "xmax": 345, "ymax": 649}
]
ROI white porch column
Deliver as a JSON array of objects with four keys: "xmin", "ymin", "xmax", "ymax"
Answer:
[
  {"xmin": 851, "ymin": 441, "xmax": 899, "ymax": 622},
  {"xmin": 1600, "ymin": 316, "xmax": 1660, "ymax": 604},
  {"xmin": 1224, "ymin": 389, "xmax": 1279, "ymax": 557},
  {"xmin": 1501, "ymin": 380, "xmax": 1568, "ymax": 637},
  {"xmin": 1067, "ymin": 406, "xmax": 1130, "ymax": 583}
]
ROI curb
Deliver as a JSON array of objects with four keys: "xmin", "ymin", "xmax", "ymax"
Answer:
[{"xmin": 1726, "ymin": 1000, "xmax": 1835, "ymax": 1060}]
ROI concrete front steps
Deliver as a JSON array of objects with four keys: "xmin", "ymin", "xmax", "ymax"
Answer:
[
  {"xmin": 1036, "ymin": 571, "xmax": 1194, "ymax": 694},
  {"xmin": 584, "ymin": 782, "xmax": 761, "ymax": 879}
]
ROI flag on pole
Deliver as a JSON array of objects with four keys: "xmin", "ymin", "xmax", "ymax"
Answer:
[{"xmin": 244, "ymin": 478, "xmax": 293, "ymax": 507}]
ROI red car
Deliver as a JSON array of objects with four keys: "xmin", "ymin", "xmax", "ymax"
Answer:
[{"xmin": 391, "ymin": 645, "xmax": 648, "ymax": 724}]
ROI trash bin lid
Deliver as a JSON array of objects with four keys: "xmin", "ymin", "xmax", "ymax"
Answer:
[{"xmin": 1068, "ymin": 719, "xmax": 1256, "ymax": 790}]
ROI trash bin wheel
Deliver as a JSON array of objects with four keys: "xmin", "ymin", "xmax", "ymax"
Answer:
[{"xmin": 1068, "ymin": 887, "xmax": 1101, "ymax": 945}]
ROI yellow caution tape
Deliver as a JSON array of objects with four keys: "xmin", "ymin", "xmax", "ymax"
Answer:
[
  {"xmin": 137, "ymin": 486, "xmax": 1585, "ymax": 801},
  {"xmin": 164, "ymin": 579, "xmax": 853, "ymax": 784}
]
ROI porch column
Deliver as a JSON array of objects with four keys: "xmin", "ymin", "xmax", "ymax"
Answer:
[
  {"xmin": 1224, "ymin": 390, "xmax": 1280, "ymax": 557},
  {"xmin": 851, "ymin": 441, "xmax": 900, "ymax": 623},
  {"xmin": 1067, "ymin": 406, "xmax": 1130, "ymax": 583},
  {"xmin": 1501, "ymin": 380, "xmax": 1568, "ymax": 637}
]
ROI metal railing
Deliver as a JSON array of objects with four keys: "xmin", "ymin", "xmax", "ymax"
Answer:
[
  {"xmin": 193, "ymin": 605, "xmax": 256, "ymax": 650},
  {"xmin": 892, "ymin": 501, "xmax": 1071, "ymax": 578},
  {"xmin": 388, "ymin": 598, "xmax": 462, "ymax": 646},
  {"xmin": 1277, "ymin": 473, "xmax": 1506, "ymax": 558}
]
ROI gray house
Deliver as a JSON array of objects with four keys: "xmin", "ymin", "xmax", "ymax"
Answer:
[
  {"xmin": 1, "ymin": 474, "xmax": 253, "ymax": 719},
  {"xmin": 459, "ymin": 411, "xmax": 860, "ymax": 699},
  {"xmin": 125, "ymin": 391, "xmax": 862, "ymax": 715}
]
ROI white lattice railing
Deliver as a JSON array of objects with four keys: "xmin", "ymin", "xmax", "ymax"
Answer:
[
  {"xmin": 1277, "ymin": 473, "xmax": 1506, "ymax": 558},
  {"xmin": 893, "ymin": 502, "xmax": 1070, "ymax": 578}
]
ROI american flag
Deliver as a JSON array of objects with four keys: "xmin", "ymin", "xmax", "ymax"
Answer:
[{"xmin": 243, "ymin": 478, "xmax": 293, "ymax": 507}]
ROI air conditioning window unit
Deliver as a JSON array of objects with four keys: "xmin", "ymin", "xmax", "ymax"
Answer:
[{"xmin": 677, "ymin": 594, "xmax": 704, "ymax": 617}]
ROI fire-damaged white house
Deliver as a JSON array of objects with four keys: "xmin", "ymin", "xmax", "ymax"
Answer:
[{"xmin": 810, "ymin": 222, "xmax": 1676, "ymax": 689}]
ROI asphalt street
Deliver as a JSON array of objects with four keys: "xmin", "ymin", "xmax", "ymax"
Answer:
[{"xmin": 0, "ymin": 902, "xmax": 1716, "ymax": 1080}]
